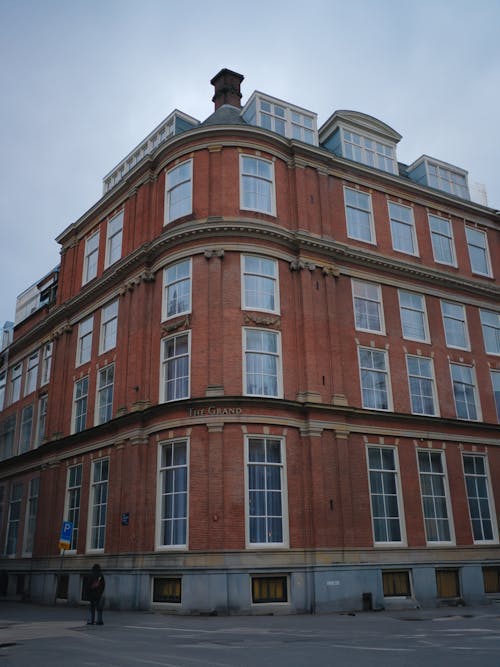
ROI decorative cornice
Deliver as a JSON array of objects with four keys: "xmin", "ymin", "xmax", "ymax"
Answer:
[
  {"xmin": 204, "ymin": 248, "xmax": 225, "ymax": 259},
  {"xmin": 243, "ymin": 313, "xmax": 281, "ymax": 329},
  {"xmin": 161, "ymin": 315, "xmax": 191, "ymax": 335}
]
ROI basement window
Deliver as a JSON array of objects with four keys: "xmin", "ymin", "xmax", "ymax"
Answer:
[
  {"xmin": 251, "ymin": 575, "xmax": 288, "ymax": 603},
  {"xmin": 483, "ymin": 566, "xmax": 500, "ymax": 594},
  {"xmin": 382, "ymin": 570, "xmax": 411, "ymax": 597},
  {"xmin": 153, "ymin": 577, "xmax": 182, "ymax": 604}
]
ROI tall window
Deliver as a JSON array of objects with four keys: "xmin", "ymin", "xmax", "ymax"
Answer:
[
  {"xmin": 0, "ymin": 415, "xmax": 16, "ymax": 461},
  {"xmin": 25, "ymin": 352, "xmax": 39, "ymax": 395},
  {"xmin": 73, "ymin": 377, "xmax": 89, "ymax": 433},
  {"xmin": 367, "ymin": 447, "xmax": 403, "ymax": 543},
  {"xmin": 358, "ymin": 347, "xmax": 391, "ymax": 411},
  {"xmin": 165, "ymin": 160, "xmax": 192, "ymax": 223},
  {"xmin": 158, "ymin": 440, "xmax": 188, "ymax": 548},
  {"xmin": 244, "ymin": 329, "xmax": 281, "ymax": 398},
  {"xmin": 242, "ymin": 255, "xmax": 279, "ymax": 313},
  {"xmin": 388, "ymin": 202, "xmax": 417, "ymax": 255},
  {"xmin": 5, "ymin": 482, "xmax": 23, "ymax": 556},
  {"xmin": 418, "ymin": 450, "xmax": 452, "ymax": 543},
  {"xmin": 352, "ymin": 280, "xmax": 384, "ymax": 333},
  {"xmin": 399, "ymin": 290, "xmax": 429, "ymax": 342},
  {"xmin": 344, "ymin": 187, "xmax": 375, "ymax": 243},
  {"xmin": 83, "ymin": 230, "xmax": 99, "ymax": 284},
  {"xmin": 89, "ymin": 458, "xmax": 109, "ymax": 551},
  {"xmin": 407, "ymin": 355, "xmax": 437, "ymax": 416},
  {"xmin": 246, "ymin": 437, "xmax": 287, "ymax": 546},
  {"xmin": 426, "ymin": 161, "xmax": 469, "ymax": 199},
  {"xmin": 161, "ymin": 332, "xmax": 190, "ymax": 402},
  {"xmin": 480, "ymin": 309, "xmax": 500, "ymax": 355},
  {"xmin": 0, "ymin": 372, "xmax": 5, "ymax": 411},
  {"xmin": 463, "ymin": 455, "xmax": 496, "ymax": 542},
  {"xmin": 77, "ymin": 316, "xmax": 93, "ymax": 365},
  {"xmin": 96, "ymin": 365, "xmax": 114, "ymax": 425},
  {"xmin": 240, "ymin": 155, "xmax": 275, "ymax": 215},
  {"xmin": 105, "ymin": 211, "xmax": 123, "ymax": 268},
  {"xmin": 428, "ymin": 214, "xmax": 456, "ymax": 265},
  {"xmin": 100, "ymin": 301, "xmax": 118, "ymax": 353},
  {"xmin": 441, "ymin": 301, "xmax": 469, "ymax": 349},
  {"xmin": 450, "ymin": 363, "xmax": 479, "ymax": 420},
  {"xmin": 66, "ymin": 464, "xmax": 82, "ymax": 551},
  {"xmin": 36, "ymin": 395, "xmax": 48, "ymax": 446},
  {"xmin": 19, "ymin": 404, "xmax": 33, "ymax": 453},
  {"xmin": 23, "ymin": 477, "xmax": 39, "ymax": 555},
  {"xmin": 163, "ymin": 259, "xmax": 191, "ymax": 320},
  {"xmin": 492, "ymin": 370, "xmax": 500, "ymax": 422},
  {"xmin": 10, "ymin": 363, "xmax": 22, "ymax": 404},
  {"xmin": 40, "ymin": 342, "xmax": 53, "ymax": 385},
  {"xmin": 465, "ymin": 227, "xmax": 491, "ymax": 276}
]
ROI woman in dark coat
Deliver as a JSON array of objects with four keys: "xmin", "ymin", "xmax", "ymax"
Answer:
[{"xmin": 86, "ymin": 563, "xmax": 105, "ymax": 625}]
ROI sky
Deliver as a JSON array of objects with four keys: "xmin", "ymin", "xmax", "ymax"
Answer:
[{"xmin": 1, "ymin": 0, "xmax": 499, "ymax": 324}]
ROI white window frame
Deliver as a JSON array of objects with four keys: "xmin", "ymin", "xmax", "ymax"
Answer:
[
  {"xmin": 165, "ymin": 159, "xmax": 193, "ymax": 224},
  {"xmin": 441, "ymin": 301, "xmax": 470, "ymax": 350},
  {"xmin": 344, "ymin": 187, "xmax": 376, "ymax": 244},
  {"xmin": 22, "ymin": 477, "xmax": 39, "ymax": 556},
  {"xmin": 40, "ymin": 342, "xmax": 53, "ymax": 386},
  {"xmin": 162, "ymin": 258, "xmax": 192, "ymax": 321},
  {"xmin": 428, "ymin": 214, "xmax": 456, "ymax": 266},
  {"xmin": 341, "ymin": 127, "xmax": 398, "ymax": 174},
  {"xmin": 72, "ymin": 376, "xmax": 89, "ymax": 434},
  {"xmin": 406, "ymin": 355, "xmax": 439, "ymax": 416},
  {"xmin": 242, "ymin": 255, "xmax": 279, "ymax": 314},
  {"xmin": 105, "ymin": 211, "xmax": 123, "ymax": 268},
  {"xmin": 86, "ymin": 457, "xmax": 109, "ymax": 552},
  {"xmin": 462, "ymin": 454, "xmax": 498, "ymax": 544},
  {"xmin": 95, "ymin": 364, "xmax": 114, "ymax": 426},
  {"xmin": 243, "ymin": 328, "xmax": 282, "ymax": 398},
  {"xmin": 388, "ymin": 201, "xmax": 418, "ymax": 256},
  {"xmin": 417, "ymin": 449, "xmax": 454, "ymax": 545},
  {"xmin": 358, "ymin": 347, "xmax": 392, "ymax": 411},
  {"xmin": 450, "ymin": 362, "xmax": 481, "ymax": 421},
  {"xmin": 491, "ymin": 369, "xmax": 500, "ymax": 423},
  {"xmin": 10, "ymin": 363, "xmax": 22, "ymax": 404},
  {"xmin": 83, "ymin": 230, "xmax": 100, "ymax": 285},
  {"xmin": 99, "ymin": 301, "xmax": 118, "ymax": 354},
  {"xmin": 5, "ymin": 482, "xmax": 23, "ymax": 556},
  {"xmin": 24, "ymin": 352, "xmax": 39, "ymax": 396},
  {"xmin": 156, "ymin": 438, "xmax": 189, "ymax": 550},
  {"xmin": 244, "ymin": 435, "xmax": 289, "ymax": 548},
  {"xmin": 19, "ymin": 404, "xmax": 33, "ymax": 453},
  {"xmin": 77, "ymin": 316, "xmax": 93, "ymax": 366},
  {"xmin": 398, "ymin": 290, "xmax": 429, "ymax": 342},
  {"xmin": 0, "ymin": 372, "xmax": 5, "ymax": 411},
  {"xmin": 160, "ymin": 331, "xmax": 191, "ymax": 403},
  {"xmin": 65, "ymin": 463, "xmax": 82, "ymax": 552},
  {"xmin": 36, "ymin": 394, "xmax": 48, "ymax": 447},
  {"xmin": 425, "ymin": 160, "xmax": 469, "ymax": 199},
  {"xmin": 352, "ymin": 279, "xmax": 385, "ymax": 334},
  {"xmin": 480, "ymin": 309, "xmax": 500, "ymax": 356},
  {"xmin": 366, "ymin": 445, "xmax": 405, "ymax": 545},
  {"xmin": 243, "ymin": 93, "xmax": 318, "ymax": 145},
  {"xmin": 465, "ymin": 226, "xmax": 491, "ymax": 276},
  {"xmin": 240, "ymin": 155, "xmax": 276, "ymax": 216}
]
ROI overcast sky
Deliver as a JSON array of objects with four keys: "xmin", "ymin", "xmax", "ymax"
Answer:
[{"xmin": 1, "ymin": 0, "xmax": 499, "ymax": 324}]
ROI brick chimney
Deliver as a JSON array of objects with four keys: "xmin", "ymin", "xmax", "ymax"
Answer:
[{"xmin": 211, "ymin": 68, "xmax": 244, "ymax": 111}]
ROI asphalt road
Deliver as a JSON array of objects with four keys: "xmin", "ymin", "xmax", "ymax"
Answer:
[{"xmin": 1, "ymin": 601, "xmax": 500, "ymax": 666}]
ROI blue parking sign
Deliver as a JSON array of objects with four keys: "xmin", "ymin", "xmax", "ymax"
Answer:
[{"xmin": 59, "ymin": 521, "xmax": 73, "ymax": 551}]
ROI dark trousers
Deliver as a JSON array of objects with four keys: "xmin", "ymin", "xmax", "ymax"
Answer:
[{"xmin": 88, "ymin": 596, "xmax": 104, "ymax": 624}]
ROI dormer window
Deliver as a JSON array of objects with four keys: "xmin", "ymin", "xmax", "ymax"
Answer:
[
  {"xmin": 242, "ymin": 92, "xmax": 317, "ymax": 145},
  {"xmin": 319, "ymin": 111, "xmax": 401, "ymax": 175},
  {"xmin": 406, "ymin": 156, "xmax": 470, "ymax": 200}
]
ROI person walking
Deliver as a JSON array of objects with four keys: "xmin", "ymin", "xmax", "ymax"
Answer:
[{"xmin": 86, "ymin": 563, "xmax": 105, "ymax": 625}]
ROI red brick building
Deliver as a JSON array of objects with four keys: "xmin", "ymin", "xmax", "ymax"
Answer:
[{"xmin": 0, "ymin": 69, "xmax": 499, "ymax": 613}]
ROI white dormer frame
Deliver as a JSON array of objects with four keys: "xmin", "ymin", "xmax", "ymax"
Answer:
[
  {"xmin": 319, "ymin": 110, "xmax": 401, "ymax": 175},
  {"xmin": 241, "ymin": 91, "xmax": 318, "ymax": 146},
  {"xmin": 406, "ymin": 155, "xmax": 470, "ymax": 200}
]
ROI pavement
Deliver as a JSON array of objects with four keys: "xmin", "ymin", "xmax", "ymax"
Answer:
[{"xmin": 1, "ymin": 600, "xmax": 500, "ymax": 666}]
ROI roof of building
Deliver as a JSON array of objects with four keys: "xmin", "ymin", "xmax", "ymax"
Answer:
[{"xmin": 201, "ymin": 104, "xmax": 248, "ymax": 127}]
